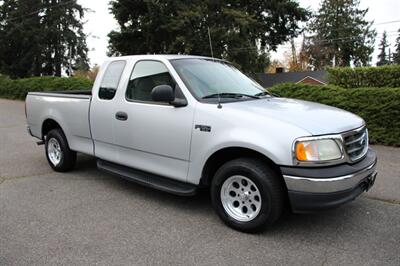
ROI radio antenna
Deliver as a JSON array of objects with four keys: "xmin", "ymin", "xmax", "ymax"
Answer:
[
  {"xmin": 207, "ymin": 27, "xmax": 214, "ymax": 59},
  {"xmin": 207, "ymin": 26, "xmax": 221, "ymax": 108}
]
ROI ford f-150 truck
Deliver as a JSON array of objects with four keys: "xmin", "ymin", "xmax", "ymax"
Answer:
[{"xmin": 26, "ymin": 55, "xmax": 377, "ymax": 232}]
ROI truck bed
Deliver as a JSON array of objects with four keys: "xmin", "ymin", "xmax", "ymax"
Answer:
[
  {"xmin": 28, "ymin": 90, "xmax": 92, "ymax": 98},
  {"xmin": 26, "ymin": 91, "xmax": 94, "ymax": 156}
]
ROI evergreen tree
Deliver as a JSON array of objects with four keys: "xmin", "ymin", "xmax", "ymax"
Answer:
[
  {"xmin": 108, "ymin": 0, "xmax": 309, "ymax": 74},
  {"xmin": 377, "ymin": 31, "xmax": 389, "ymax": 66},
  {"xmin": 393, "ymin": 29, "xmax": 400, "ymax": 65},
  {"xmin": 41, "ymin": 0, "xmax": 89, "ymax": 77},
  {"xmin": 306, "ymin": 0, "xmax": 376, "ymax": 69},
  {"xmin": 0, "ymin": 0, "xmax": 89, "ymax": 78},
  {"xmin": 0, "ymin": 0, "xmax": 43, "ymax": 77}
]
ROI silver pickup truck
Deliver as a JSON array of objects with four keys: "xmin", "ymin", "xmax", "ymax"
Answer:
[{"xmin": 26, "ymin": 55, "xmax": 377, "ymax": 232}]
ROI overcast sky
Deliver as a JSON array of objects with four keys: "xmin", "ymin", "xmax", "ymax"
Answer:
[{"xmin": 78, "ymin": 0, "xmax": 400, "ymax": 67}]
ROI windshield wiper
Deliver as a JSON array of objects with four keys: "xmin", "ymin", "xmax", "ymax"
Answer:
[
  {"xmin": 202, "ymin": 93, "xmax": 260, "ymax": 99},
  {"xmin": 254, "ymin": 91, "xmax": 272, "ymax": 97}
]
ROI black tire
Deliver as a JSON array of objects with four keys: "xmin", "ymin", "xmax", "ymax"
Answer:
[
  {"xmin": 45, "ymin": 128, "xmax": 76, "ymax": 172},
  {"xmin": 211, "ymin": 158, "xmax": 285, "ymax": 233}
]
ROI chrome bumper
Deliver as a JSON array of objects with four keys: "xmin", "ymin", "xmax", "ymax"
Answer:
[
  {"xmin": 283, "ymin": 161, "xmax": 377, "ymax": 193},
  {"xmin": 282, "ymin": 148, "xmax": 378, "ymax": 194},
  {"xmin": 281, "ymin": 149, "xmax": 377, "ymax": 212}
]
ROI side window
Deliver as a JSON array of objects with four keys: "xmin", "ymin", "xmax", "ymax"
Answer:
[
  {"xmin": 98, "ymin": 61, "xmax": 126, "ymax": 100},
  {"xmin": 126, "ymin": 60, "xmax": 178, "ymax": 102}
]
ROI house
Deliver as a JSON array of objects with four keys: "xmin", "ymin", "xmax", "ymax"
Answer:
[{"xmin": 256, "ymin": 69, "xmax": 327, "ymax": 88}]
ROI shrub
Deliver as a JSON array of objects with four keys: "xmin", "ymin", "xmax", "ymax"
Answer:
[
  {"xmin": 269, "ymin": 83, "xmax": 400, "ymax": 146},
  {"xmin": 0, "ymin": 76, "xmax": 93, "ymax": 100},
  {"xmin": 327, "ymin": 65, "xmax": 400, "ymax": 88}
]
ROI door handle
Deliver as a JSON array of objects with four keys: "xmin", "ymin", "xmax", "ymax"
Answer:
[{"xmin": 115, "ymin": 111, "xmax": 128, "ymax": 121}]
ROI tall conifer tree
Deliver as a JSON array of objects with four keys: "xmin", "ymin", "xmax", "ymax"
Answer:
[
  {"xmin": 306, "ymin": 0, "xmax": 376, "ymax": 69},
  {"xmin": 0, "ymin": 0, "xmax": 89, "ymax": 78}
]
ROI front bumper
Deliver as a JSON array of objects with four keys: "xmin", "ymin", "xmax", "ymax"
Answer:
[{"xmin": 281, "ymin": 149, "xmax": 377, "ymax": 213}]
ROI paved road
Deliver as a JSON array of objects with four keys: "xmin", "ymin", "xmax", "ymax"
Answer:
[{"xmin": 1, "ymin": 99, "xmax": 399, "ymax": 265}]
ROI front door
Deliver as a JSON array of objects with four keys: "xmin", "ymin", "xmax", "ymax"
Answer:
[{"xmin": 113, "ymin": 60, "xmax": 194, "ymax": 182}]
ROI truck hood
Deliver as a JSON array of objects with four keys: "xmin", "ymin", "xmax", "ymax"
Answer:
[{"xmin": 229, "ymin": 97, "xmax": 364, "ymax": 135}]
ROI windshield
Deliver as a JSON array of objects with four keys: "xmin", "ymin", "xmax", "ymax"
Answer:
[{"xmin": 170, "ymin": 59, "xmax": 266, "ymax": 101}]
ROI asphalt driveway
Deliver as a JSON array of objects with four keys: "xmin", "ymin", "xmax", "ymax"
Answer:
[{"xmin": 1, "ymin": 99, "xmax": 399, "ymax": 265}]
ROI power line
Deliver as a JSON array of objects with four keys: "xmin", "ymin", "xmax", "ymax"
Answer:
[
  {"xmin": 278, "ymin": 30, "xmax": 399, "ymax": 47},
  {"xmin": 5, "ymin": 0, "xmax": 75, "ymax": 22},
  {"xmin": 3, "ymin": 3, "xmax": 400, "ymax": 54},
  {"xmin": 374, "ymin": 20, "xmax": 400, "ymax": 26},
  {"xmin": 179, "ymin": 20, "xmax": 399, "ymax": 46},
  {"xmin": 227, "ymin": 32, "xmax": 400, "ymax": 53}
]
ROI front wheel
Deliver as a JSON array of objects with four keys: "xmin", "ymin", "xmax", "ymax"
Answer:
[
  {"xmin": 211, "ymin": 158, "xmax": 285, "ymax": 232},
  {"xmin": 45, "ymin": 129, "xmax": 76, "ymax": 172}
]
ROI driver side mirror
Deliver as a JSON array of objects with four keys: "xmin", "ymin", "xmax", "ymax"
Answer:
[{"xmin": 151, "ymin": 85, "xmax": 187, "ymax": 107}]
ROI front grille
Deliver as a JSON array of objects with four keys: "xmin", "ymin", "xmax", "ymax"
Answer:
[{"xmin": 343, "ymin": 127, "xmax": 368, "ymax": 162}]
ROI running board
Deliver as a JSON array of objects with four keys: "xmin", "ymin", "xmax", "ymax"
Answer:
[{"xmin": 97, "ymin": 159, "xmax": 197, "ymax": 196}]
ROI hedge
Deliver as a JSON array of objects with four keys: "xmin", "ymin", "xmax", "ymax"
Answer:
[
  {"xmin": 269, "ymin": 83, "xmax": 400, "ymax": 146},
  {"xmin": 327, "ymin": 65, "xmax": 400, "ymax": 88},
  {"xmin": 0, "ymin": 76, "xmax": 93, "ymax": 100},
  {"xmin": 1, "ymin": 76, "xmax": 399, "ymax": 146}
]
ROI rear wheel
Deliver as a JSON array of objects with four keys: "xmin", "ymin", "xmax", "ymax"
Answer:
[
  {"xmin": 45, "ymin": 129, "xmax": 76, "ymax": 172},
  {"xmin": 211, "ymin": 158, "xmax": 285, "ymax": 232}
]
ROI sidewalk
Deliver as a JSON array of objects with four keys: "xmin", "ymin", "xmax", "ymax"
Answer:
[{"xmin": 367, "ymin": 145, "xmax": 400, "ymax": 203}]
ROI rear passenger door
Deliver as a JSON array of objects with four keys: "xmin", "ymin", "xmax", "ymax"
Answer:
[
  {"xmin": 90, "ymin": 60, "xmax": 126, "ymax": 163},
  {"xmin": 113, "ymin": 60, "xmax": 195, "ymax": 182}
]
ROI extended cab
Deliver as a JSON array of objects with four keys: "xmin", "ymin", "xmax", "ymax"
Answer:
[{"xmin": 26, "ymin": 55, "xmax": 377, "ymax": 232}]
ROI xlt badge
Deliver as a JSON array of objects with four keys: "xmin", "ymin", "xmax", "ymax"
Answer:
[{"xmin": 195, "ymin": 125, "xmax": 211, "ymax": 132}]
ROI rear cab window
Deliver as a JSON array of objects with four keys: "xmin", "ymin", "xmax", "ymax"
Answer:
[{"xmin": 98, "ymin": 60, "xmax": 126, "ymax": 100}]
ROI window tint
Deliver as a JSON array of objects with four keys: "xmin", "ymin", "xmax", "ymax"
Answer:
[
  {"xmin": 126, "ymin": 60, "xmax": 177, "ymax": 102},
  {"xmin": 98, "ymin": 61, "xmax": 126, "ymax": 100}
]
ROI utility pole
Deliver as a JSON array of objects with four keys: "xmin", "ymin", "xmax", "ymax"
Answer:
[{"xmin": 290, "ymin": 38, "xmax": 297, "ymax": 66}]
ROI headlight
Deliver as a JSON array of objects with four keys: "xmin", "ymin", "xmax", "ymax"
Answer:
[{"xmin": 295, "ymin": 139, "xmax": 343, "ymax": 162}]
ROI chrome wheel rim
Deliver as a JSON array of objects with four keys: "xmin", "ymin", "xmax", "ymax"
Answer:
[
  {"xmin": 220, "ymin": 175, "xmax": 262, "ymax": 222},
  {"xmin": 47, "ymin": 138, "xmax": 62, "ymax": 166}
]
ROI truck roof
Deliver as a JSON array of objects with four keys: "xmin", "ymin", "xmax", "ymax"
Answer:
[{"xmin": 106, "ymin": 54, "xmax": 216, "ymax": 62}]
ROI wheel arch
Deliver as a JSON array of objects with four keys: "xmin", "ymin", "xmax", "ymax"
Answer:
[
  {"xmin": 200, "ymin": 146, "xmax": 285, "ymax": 188},
  {"xmin": 41, "ymin": 118, "xmax": 63, "ymax": 140}
]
